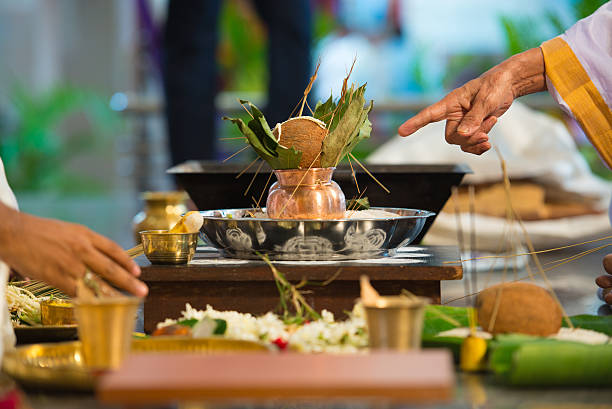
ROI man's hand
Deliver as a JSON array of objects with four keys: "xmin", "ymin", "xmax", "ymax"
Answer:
[
  {"xmin": 0, "ymin": 203, "xmax": 148, "ymax": 298},
  {"xmin": 596, "ymin": 254, "xmax": 612, "ymax": 305},
  {"xmin": 398, "ymin": 47, "xmax": 546, "ymax": 155}
]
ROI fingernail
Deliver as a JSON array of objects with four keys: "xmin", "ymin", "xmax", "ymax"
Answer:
[
  {"xmin": 132, "ymin": 265, "xmax": 141, "ymax": 276},
  {"xmin": 136, "ymin": 281, "xmax": 148, "ymax": 296},
  {"xmin": 457, "ymin": 126, "xmax": 471, "ymax": 134}
]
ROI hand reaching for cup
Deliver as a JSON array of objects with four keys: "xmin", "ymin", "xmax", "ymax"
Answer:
[{"xmin": 0, "ymin": 202, "xmax": 148, "ymax": 298}]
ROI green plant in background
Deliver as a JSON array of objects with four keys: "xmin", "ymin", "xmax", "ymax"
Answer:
[
  {"xmin": 218, "ymin": 1, "xmax": 267, "ymax": 92},
  {"xmin": 500, "ymin": 0, "xmax": 608, "ymax": 57},
  {"xmin": 0, "ymin": 84, "xmax": 120, "ymax": 193}
]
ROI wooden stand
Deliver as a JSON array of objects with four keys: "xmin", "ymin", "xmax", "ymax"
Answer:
[{"xmin": 140, "ymin": 246, "xmax": 462, "ymax": 333}]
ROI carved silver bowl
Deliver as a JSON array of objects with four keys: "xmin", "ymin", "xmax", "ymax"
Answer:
[{"xmin": 199, "ymin": 208, "xmax": 435, "ymax": 261}]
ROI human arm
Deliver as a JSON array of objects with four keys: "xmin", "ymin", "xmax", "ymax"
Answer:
[
  {"xmin": 397, "ymin": 47, "xmax": 546, "ymax": 154},
  {"xmin": 0, "ymin": 202, "xmax": 148, "ymax": 298}
]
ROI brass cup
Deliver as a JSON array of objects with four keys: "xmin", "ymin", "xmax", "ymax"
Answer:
[
  {"xmin": 364, "ymin": 296, "xmax": 429, "ymax": 351},
  {"xmin": 73, "ymin": 297, "xmax": 140, "ymax": 370},
  {"xmin": 41, "ymin": 299, "xmax": 76, "ymax": 326},
  {"xmin": 139, "ymin": 230, "xmax": 199, "ymax": 265}
]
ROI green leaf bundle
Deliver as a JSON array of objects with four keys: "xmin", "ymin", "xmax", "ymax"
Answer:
[
  {"xmin": 223, "ymin": 100, "xmax": 302, "ymax": 169},
  {"xmin": 316, "ymin": 84, "xmax": 373, "ymax": 167}
]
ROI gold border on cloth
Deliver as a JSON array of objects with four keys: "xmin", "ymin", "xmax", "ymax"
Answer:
[{"xmin": 541, "ymin": 37, "xmax": 612, "ymax": 168}]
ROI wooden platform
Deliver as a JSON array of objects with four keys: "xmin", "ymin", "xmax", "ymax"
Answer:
[
  {"xmin": 98, "ymin": 350, "xmax": 455, "ymax": 404},
  {"xmin": 140, "ymin": 245, "xmax": 462, "ymax": 333}
]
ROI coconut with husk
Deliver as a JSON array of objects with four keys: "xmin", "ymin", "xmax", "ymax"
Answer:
[
  {"xmin": 272, "ymin": 116, "xmax": 327, "ymax": 168},
  {"xmin": 476, "ymin": 282, "xmax": 563, "ymax": 336}
]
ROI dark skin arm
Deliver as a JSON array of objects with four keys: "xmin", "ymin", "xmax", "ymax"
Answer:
[
  {"xmin": 398, "ymin": 46, "xmax": 612, "ymax": 305},
  {"xmin": 398, "ymin": 47, "xmax": 546, "ymax": 154},
  {"xmin": 0, "ymin": 202, "xmax": 148, "ymax": 298}
]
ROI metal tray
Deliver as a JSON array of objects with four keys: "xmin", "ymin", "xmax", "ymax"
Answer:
[
  {"xmin": 199, "ymin": 207, "xmax": 435, "ymax": 260},
  {"xmin": 3, "ymin": 337, "xmax": 269, "ymax": 391},
  {"xmin": 14, "ymin": 324, "xmax": 78, "ymax": 345}
]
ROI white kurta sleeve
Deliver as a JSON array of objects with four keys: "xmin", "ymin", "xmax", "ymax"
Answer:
[
  {"xmin": 0, "ymin": 159, "xmax": 18, "ymax": 356},
  {"xmin": 546, "ymin": 2, "xmax": 612, "ymax": 112}
]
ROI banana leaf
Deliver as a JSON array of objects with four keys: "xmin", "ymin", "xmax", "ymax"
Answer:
[
  {"xmin": 564, "ymin": 314, "xmax": 612, "ymax": 336},
  {"xmin": 223, "ymin": 100, "xmax": 302, "ymax": 169},
  {"xmin": 421, "ymin": 305, "xmax": 470, "ymax": 362},
  {"xmin": 489, "ymin": 335, "xmax": 612, "ymax": 386}
]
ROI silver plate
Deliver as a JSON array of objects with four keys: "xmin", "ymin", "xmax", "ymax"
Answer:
[{"xmin": 199, "ymin": 207, "xmax": 435, "ymax": 261}]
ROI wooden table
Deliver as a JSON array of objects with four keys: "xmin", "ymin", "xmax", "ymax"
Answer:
[{"xmin": 141, "ymin": 245, "xmax": 462, "ymax": 333}]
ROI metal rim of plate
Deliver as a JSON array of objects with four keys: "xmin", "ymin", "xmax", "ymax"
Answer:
[
  {"xmin": 2, "ymin": 338, "xmax": 270, "ymax": 392},
  {"xmin": 199, "ymin": 207, "xmax": 435, "ymax": 261}
]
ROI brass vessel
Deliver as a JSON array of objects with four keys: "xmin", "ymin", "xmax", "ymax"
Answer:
[
  {"xmin": 140, "ymin": 230, "xmax": 199, "ymax": 264},
  {"xmin": 73, "ymin": 297, "xmax": 140, "ymax": 370},
  {"xmin": 364, "ymin": 295, "xmax": 429, "ymax": 351},
  {"xmin": 266, "ymin": 167, "xmax": 346, "ymax": 219},
  {"xmin": 41, "ymin": 299, "xmax": 75, "ymax": 326},
  {"xmin": 132, "ymin": 191, "xmax": 188, "ymax": 243}
]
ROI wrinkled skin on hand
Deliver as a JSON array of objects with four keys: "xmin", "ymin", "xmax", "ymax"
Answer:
[
  {"xmin": 0, "ymin": 204, "xmax": 148, "ymax": 298},
  {"xmin": 595, "ymin": 254, "xmax": 612, "ymax": 305},
  {"xmin": 398, "ymin": 47, "xmax": 546, "ymax": 155}
]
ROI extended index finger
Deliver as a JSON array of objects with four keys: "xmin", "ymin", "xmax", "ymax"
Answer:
[{"xmin": 398, "ymin": 99, "xmax": 449, "ymax": 137}]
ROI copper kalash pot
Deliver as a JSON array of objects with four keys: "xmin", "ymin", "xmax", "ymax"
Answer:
[{"xmin": 266, "ymin": 167, "xmax": 346, "ymax": 219}]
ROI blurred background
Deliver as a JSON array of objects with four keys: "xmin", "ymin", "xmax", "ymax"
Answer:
[{"xmin": 0, "ymin": 0, "xmax": 609, "ymax": 248}]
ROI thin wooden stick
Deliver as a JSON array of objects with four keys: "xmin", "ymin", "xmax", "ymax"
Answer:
[
  {"xmin": 349, "ymin": 153, "xmax": 390, "ymax": 194},
  {"xmin": 277, "ymin": 151, "xmax": 322, "ymax": 217},
  {"xmin": 494, "ymin": 147, "xmax": 573, "ymax": 329},
  {"xmin": 235, "ymin": 157, "xmax": 260, "ymax": 180},
  {"xmin": 256, "ymin": 171, "xmax": 274, "ymax": 211},
  {"xmin": 347, "ymin": 155, "xmax": 360, "ymax": 194},
  {"xmin": 222, "ymin": 145, "xmax": 249, "ymax": 163},
  {"xmin": 298, "ymin": 60, "xmax": 321, "ymax": 117},
  {"xmin": 444, "ymin": 235, "xmax": 612, "ymax": 264},
  {"xmin": 468, "ymin": 184, "xmax": 477, "ymax": 298},
  {"xmin": 443, "ymin": 241, "xmax": 610, "ymax": 305},
  {"xmin": 451, "ymin": 186, "xmax": 470, "ymax": 298},
  {"xmin": 347, "ymin": 186, "xmax": 368, "ymax": 219},
  {"xmin": 244, "ymin": 160, "xmax": 264, "ymax": 197},
  {"xmin": 219, "ymin": 136, "xmax": 248, "ymax": 141}
]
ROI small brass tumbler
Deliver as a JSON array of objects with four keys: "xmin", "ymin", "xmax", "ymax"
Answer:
[
  {"xmin": 364, "ymin": 296, "xmax": 429, "ymax": 351},
  {"xmin": 41, "ymin": 299, "xmax": 75, "ymax": 326},
  {"xmin": 74, "ymin": 297, "xmax": 140, "ymax": 370},
  {"xmin": 140, "ymin": 230, "xmax": 199, "ymax": 264}
]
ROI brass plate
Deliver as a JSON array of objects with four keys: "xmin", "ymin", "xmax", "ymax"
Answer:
[
  {"xmin": 14, "ymin": 325, "xmax": 78, "ymax": 345},
  {"xmin": 3, "ymin": 337, "xmax": 270, "ymax": 391}
]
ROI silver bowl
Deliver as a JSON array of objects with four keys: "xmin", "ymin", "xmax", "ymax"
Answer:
[{"xmin": 199, "ymin": 207, "xmax": 435, "ymax": 261}]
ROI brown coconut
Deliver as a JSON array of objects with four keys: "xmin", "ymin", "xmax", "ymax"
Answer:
[
  {"xmin": 476, "ymin": 282, "xmax": 562, "ymax": 336},
  {"xmin": 273, "ymin": 116, "xmax": 327, "ymax": 168}
]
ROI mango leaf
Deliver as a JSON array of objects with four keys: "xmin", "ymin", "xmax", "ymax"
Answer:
[
  {"xmin": 313, "ymin": 94, "xmax": 335, "ymax": 124},
  {"xmin": 223, "ymin": 100, "xmax": 302, "ymax": 169},
  {"xmin": 320, "ymin": 84, "xmax": 372, "ymax": 167},
  {"xmin": 240, "ymin": 100, "xmax": 278, "ymax": 153}
]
